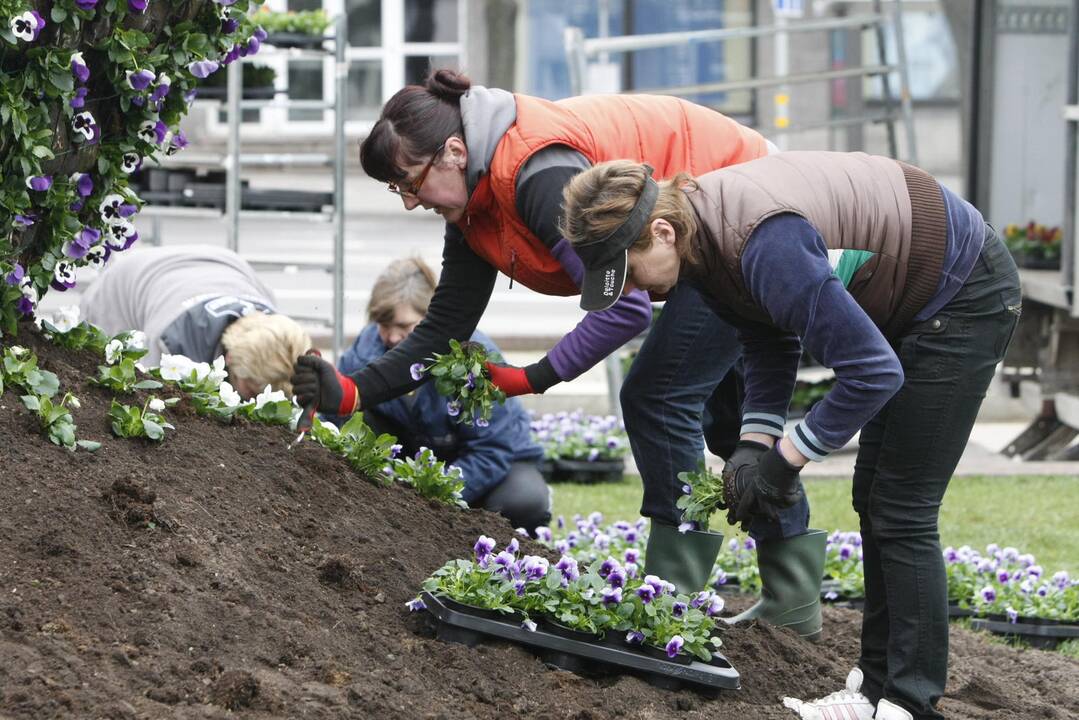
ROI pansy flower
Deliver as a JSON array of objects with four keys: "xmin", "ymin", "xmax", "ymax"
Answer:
[
  {"xmin": 25, "ymin": 175, "xmax": 52, "ymax": 192},
  {"xmin": 475, "ymin": 417, "xmax": 490, "ymax": 428},
  {"xmin": 71, "ymin": 52, "xmax": 90, "ymax": 83},
  {"xmin": 188, "ymin": 59, "xmax": 220, "ymax": 79},
  {"xmin": 636, "ymin": 584, "xmax": 656, "ymax": 604},
  {"xmin": 63, "ymin": 227, "xmax": 101, "ymax": 259},
  {"xmin": 14, "ymin": 213, "xmax": 35, "ymax": 226},
  {"xmin": 520, "ymin": 555, "xmax": 548, "ymax": 581},
  {"xmin": 446, "ymin": 400, "xmax": 461, "ymax": 417},
  {"xmin": 626, "ymin": 630, "xmax": 645, "ymax": 645},
  {"xmin": 166, "ymin": 130, "xmax": 189, "ymax": 156},
  {"xmin": 218, "ymin": 381, "xmax": 242, "ymax": 408},
  {"xmin": 665, "ymin": 635, "xmax": 684, "ymax": 658},
  {"xmin": 71, "ymin": 173, "xmax": 94, "ymax": 197},
  {"xmin": 104, "ymin": 220, "xmax": 138, "ymax": 251},
  {"xmin": 600, "ymin": 586, "xmax": 622, "ymax": 605},
  {"xmin": 75, "ymin": 0, "xmax": 99, "ymax": 9},
  {"xmin": 52, "ymin": 260, "xmax": 78, "ymax": 291},
  {"xmin": 554, "ymin": 555, "xmax": 579, "ymax": 585},
  {"xmin": 151, "ymin": 73, "xmax": 171, "ymax": 103},
  {"xmin": 100, "ymin": 194, "xmax": 137, "ymax": 225},
  {"xmin": 4, "ymin": 263, "xmax": 25, "ymax": 286},
  {"xmin": 473, "ymin": 535, "xmax": 496, "ymax": 565},
  {"xmin": 405, "ymin": 598, "xmax": 426, "ymax": 612},
  {"xmin": 10, "ymin": 11, "xmax": 44, "ymax": 42},
  {"xmin": 137, "ymin": 120, "xmax": 158, "ymax": 144},
  {"xmin": 126, "ymin": 69, "xmax": 155, "ymax": 91},
  {"xmin": 72, "ymin": 111, "xmax": 98, "ymax": 141},
  {"xmin": 120, "ymin": 153, "xmax": 142, "ymax": 174},
  {"xmin": 70, "ymin": 87, "xmax": 89, "ymax": 109},
  {"xmin": 128, "ymin": 0, "xmax": 148, "ymax": 13}
]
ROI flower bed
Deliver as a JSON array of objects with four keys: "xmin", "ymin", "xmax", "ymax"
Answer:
[
  {"xmin": 1003, "ymin": 221, "xmax": 1062, "ymax": 270},
  {"xmin": 530, "ymin": 410, "xmax": 628, "ymax": 483}
]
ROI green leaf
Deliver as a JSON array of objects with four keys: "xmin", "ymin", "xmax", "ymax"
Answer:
[
  {"xmin": 31, "ymin": 145, "xmax": 54, "ymax": 160},
  {"xmin": 21, "ymin": 394, "xmax": 41, "ymax": 411},
  {"xmin": 133, "ymin": 379, "xmax": 163, "ymax": 390},
  {"xmin": 50, "ymin": 7, "xmax": 68, "ymax": 22},
  {"xmin": 142, "ymin": 418, "xmax": 164, "ymax": 441},
  {"xmin": 76, "ymin": 440, "xmax": 101, "ymax": 452}
]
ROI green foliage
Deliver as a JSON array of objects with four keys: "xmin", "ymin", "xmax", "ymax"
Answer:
[
  {"xmin": 2, "ymin": 344, "xmax": 59, "ymax": 397},
  {"xmin": 310, "ymin": 414, "xmax": 396, "ymax": 485},
  {"xmin": 253, "ymin": 7, "xmax": 331, "ymax": 36},
  {"xmin": 2, "ymin": 0, "xmax": 267, "ymax": 334},
  {"xmin": 391, "ymin": 447, "xmax": 466, "ymax": 507},
  {"xmin": 40, "ymin": 319, "xmax": 110, "ymax": 353},
  {"xmin": 20, "ymin": 391, "xmax": 97, "ymax": 451},
  {"xmin": 421, "ymin": 339, "xmax": 507, "ymax": 426},
  {"xmin": 1003, "ymin": 222, "xmax": 1062, "ymax": 261},
  {"xmin": 107, "ymin": 397, "xmax": 176, "ymax": 442},
  {"xmin": 676, "ymin": 463, "xmax": 725, "ymax": 532},
  {"xmin": 93, "ymin": 357, "xmax": 160, "ymax": 394}
]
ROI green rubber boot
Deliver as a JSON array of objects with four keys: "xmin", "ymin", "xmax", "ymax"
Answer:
[
  {"xmin": 724, "ymin": 529, "xmax": 827, "ymax": 641},
  {"xmin": 643, "ymin": 521, "xmax": 725, "ymax": 595}
]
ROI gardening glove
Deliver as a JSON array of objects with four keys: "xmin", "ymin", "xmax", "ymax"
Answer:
[
  {"xmin": 722, "ymin": 443, "xmax": 805, "ymax": 530},
  {"xmin": 485, "ymin": 356, "xmax": 561, "ymax": 397},
  {"xmin": 290, "ymin": 354, "xmax": 359, "ymax": 417}
]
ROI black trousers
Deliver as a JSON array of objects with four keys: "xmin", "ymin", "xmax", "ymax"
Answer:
[{"xmin": 854, "ymin": 226, "xmax": 1021, "ymax": 719}]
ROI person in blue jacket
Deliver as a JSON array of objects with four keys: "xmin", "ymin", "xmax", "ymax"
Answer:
[{"xmin": 337, "ymin": 257, "xmax": 550, "ymax": 531}]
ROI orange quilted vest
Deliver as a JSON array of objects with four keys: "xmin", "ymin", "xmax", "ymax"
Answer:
[{"xmin": 461, "ymin": 93, "xmax": 770, "ymax": 296}]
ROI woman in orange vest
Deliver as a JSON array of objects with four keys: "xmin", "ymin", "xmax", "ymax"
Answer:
[{"xmin": 290, "ymin": 69, "xmax": 818, "ymax": 620}]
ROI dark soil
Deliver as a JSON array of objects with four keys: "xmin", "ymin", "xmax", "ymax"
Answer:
[{"xmin": 2, "ymin": 325, "xmax": 1077, "ymax": 719}]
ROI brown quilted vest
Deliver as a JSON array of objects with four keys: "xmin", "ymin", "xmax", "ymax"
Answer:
[{"xmin": 680, "ymin": 151, "xmax": 947, "ymax": 337}]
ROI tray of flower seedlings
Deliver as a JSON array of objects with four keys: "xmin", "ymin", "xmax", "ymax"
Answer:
[{"xmin": 414, "ymin": 538, "xmax": 740, "ymax": 694}]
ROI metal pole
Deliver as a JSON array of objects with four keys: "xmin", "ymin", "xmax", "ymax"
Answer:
[
  {"xmin": 872, "ymin": 0, "xmax": 898, "ymax": 159},
  {"xmin": 564, "ymin": 26, "xmax": 586, "ymax": 95},
  {"xmin": 890, "ymin": 0, "xmax": 918, "ymax": 164},
  {"xmin": 774, "ymin": 11, "xmax": 790, "ymax": 150},
  {"xmin": 1065, "ymin": 0, "xmax": 1078, "ymax": 308},
  {"xmin": 333, "ymin": 12, "xmax": 348, "ymax": 357},
  {"xmin": 225, "ymin": 58, "xmax": 242, "ymax": 252}
]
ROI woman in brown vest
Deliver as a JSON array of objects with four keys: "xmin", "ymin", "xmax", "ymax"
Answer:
[{"xmin": 561, "ymin": 153, "xmax": 1020, "ymax": 720}]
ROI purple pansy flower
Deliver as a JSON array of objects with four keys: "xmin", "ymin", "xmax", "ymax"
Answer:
[
  {"xmin": 978, "ymin": 585, "xmax": 996, "ymax": 604},
  {"xmin": 105, "ymin": 220, "xmax": 138, "ymax": 251},
  {"xmin": 475, "ymin": 417, "xmax": 490, "ymax": 428},
  {"xmin": 624, "ymin": 548, "xmax": 640, "ymax": 565},
  {"xmin": 63, "ymin": 227, "xmax": 101, "ymax": 259},
  {"xmin": 554, "ymin": 555, "xmax": 579, "ymax": 584},
  {"xmin": 492, "ymin": 551, "xmax": 517, "ymax": 576},
  {"xmin": 126, "ymin": 69, "xmax": 155, "ymax": 91},
  {"xmin": 521, "ymin": 619, "xmax": 537, "ymax": 632},
  {"xmin": 131, "ymin": 95, "xmax": 145, "ymax": 107},
  {"xmin": 690, "ymin": 591, "xmax": 711, "ymax": 609},
  {"xmin": 409, "ymin": 362, "xmax": 425, "ymax": 380},
  {"xmin": 70, "ymin": 86, "xmax": 89, "ymax": 109},
  {"xmin": 665, "ymin": 635, "xmax": 684, "ymax": 658},
  {"xmin": 222, "ymin": 45, "xmax": 242, "ymax": 65},
  {"xmin": 607, "ymin": 567, "xmax": 626, "ymax": 589},
  {"xmin": 120, "ymin": 153, "xmax": 141, "ymax": 174},
  {"xmin": 824, "ymin": 590, "xmax": 839, "ymax": 601},
  {"xmin": 5, "ymin": 264, "xmax": 25, "ymax": 285},
  {"xmin": 13, "ymin": 214, "xmax": 35, "ymax": 226},
  {"xmin": 677, "ymin": 521, "xmax": 697, "ymax": 534},
  {"xmin": 85, "ymin": 244, "xmax": 110, "ymax": 270},
  {"xmin": 128, "ymin": 0, "xmax": 148, "ymax": 13},
  {"xmin": 713, "ymin": 570, "xmax": 728, "ymax": 587},
  {"xmin": 254, "ymin": 26, "xmax": 268, "ymax": 42},
  {"xmin": 600, "ymin": 586, "xmax": 622, "ymax": 605},
  {"xmin": 474, "ymin": 535, "xmax": 496, "ymax": 564},
  {"xmin": 521, "ymin": 555, "xmax": 548, "ymax": 581},
  {"xmin": 706, "ymin": 594, "xmax": 725, "ymax": 616},
  {"xmin": 166, "ymin": 129, "xmax": 189, "ymax": 156},
  {"xmin": 405, "ymin": 597, "xmax": 426, "ymax": 612},
  {"xmin": 1006, "ymin": 606, "xmax": 1019, "ymax": 624},
  {"xmin": 744, "ymin": 537, "xmax": 757, "ymax": 551},
  {"xmin": 213, "ymin": 0, "xmax": 240, "ymax": 5},
  {"xmin": 26, "ymin": 176, "xmax": 52, "ymax": 192},
  {"xmin": 72, "ymin": 173, "xmax": 93, "ymax": 197},
  {"xmin": 507, "ymin": 538, "xmax": 519, "ymax": 555},
  {"xmin": 672, "ymin": 601, "xmax": 688, "ymax": 619},
  {"xmin": 636, "ymin": 584, "xmax": 656, "ymax": 604},
  {"xmin": 446, "ymin": 401, "xmax": 461, "ymax": 417},
  {"xmin": 188, "ymin": 59, "xmax": 220, "ymax": 79},
  {"xmin": 626, "ymin": 630, "xmax": 645, "ymax": 645},
  {"xmin": 222, "ymin": 17, "xmax": 240, "ymax": 34},
  {"xmin": 151, "ymin": 74, "xmax": 171, "ymax": 103},
  {"xmin": 839, "ymin": 543, "xmax": 855, "ymax": 560},
  {"xmin": 243, "ymin": 35, "xmax": 261, "ymax": 56},
  {"xmin": 75, "ymin": 0, "xmax": 99, "ymax": 9},
  {"xmin": 71, "ymin": 52, "xmax": 90, "ymax": 83}
]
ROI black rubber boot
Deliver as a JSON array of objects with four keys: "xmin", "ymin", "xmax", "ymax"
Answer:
[
  {"xmin": 643, "ymin": 521, "xmax": 725, "ymax": 595},
  {"xmin": 724, "ymin": 529, "xmax": 826, "ymax": 641}
]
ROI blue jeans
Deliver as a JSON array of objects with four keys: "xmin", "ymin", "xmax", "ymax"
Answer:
[{"xmin": 621, "ymin": 282, "xmax": 810, "ymax": 540}]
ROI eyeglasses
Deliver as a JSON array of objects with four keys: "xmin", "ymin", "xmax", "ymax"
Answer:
[{"xmin": 387, "ymin": 143, "xmax": 446, "ymax": 198}]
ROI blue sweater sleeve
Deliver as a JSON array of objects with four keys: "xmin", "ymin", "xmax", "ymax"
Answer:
[{"xmin": 740, "ymin": 214, "xmax": 904, "ymax": 460}]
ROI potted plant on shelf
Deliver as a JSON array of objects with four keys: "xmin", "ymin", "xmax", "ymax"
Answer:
[
  {"xmin": 1003, "ymin": 221, "xmax": 1062, "ymax": 270},
  {"xmin": 530, "ymin": 410, "xmax": 628, "ymax": 483},
  {"xmin": 255, "ymin": 8, "xmax": 332, "ymax": 48},
  {"xmin": 197, "ymin": 63, "xmax": 278, "ymax": 100}
]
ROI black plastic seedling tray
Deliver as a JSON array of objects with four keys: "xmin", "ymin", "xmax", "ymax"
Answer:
[
  {"xmin": 969, "ymin": 616, "xmax": 1079, "ymax": 650},
  {"xmin": 420, "ymin": 592, "xmax": 740, "ymax": 694}
]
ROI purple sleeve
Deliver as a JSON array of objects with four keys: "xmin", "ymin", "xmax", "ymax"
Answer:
[{"xmin": 544, "ymin": 238, "xmax": 652, "ymax": 381}]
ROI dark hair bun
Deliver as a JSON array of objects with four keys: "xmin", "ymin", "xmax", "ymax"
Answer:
[{"xmin": 426, "ymin": 68, "xmax": 471, "ymax": 101}]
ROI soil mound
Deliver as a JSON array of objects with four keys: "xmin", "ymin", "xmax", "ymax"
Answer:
[{"xmin": 2, "ymin": 326, "xmax": 1077, "ymax": 719}]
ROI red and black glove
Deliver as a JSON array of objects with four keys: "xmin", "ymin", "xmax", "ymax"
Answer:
[
  {"xmin": 290, "ymin": 354, "xmax": 359, "ymax": 417},
  {"xmin": 485, "ymin": 356, "xmax": 561, "ymax": 397}
]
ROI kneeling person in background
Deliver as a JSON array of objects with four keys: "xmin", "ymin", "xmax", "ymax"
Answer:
[
  {"xmin": 335, "ymin": 257, "xmax": 550, "ymax": 532},
  {"xmin": 79, "ymin": 244, "xmax": 311, "ymax": 398}
]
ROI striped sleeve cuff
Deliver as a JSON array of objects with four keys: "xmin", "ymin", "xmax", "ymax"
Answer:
[
  {"xmin": 792, "ymin": 420, "xmax": 838, "ymax": 462},
  {"xmin": 740, "ymin": 412, "xmax": 785, "ymax": 439}
]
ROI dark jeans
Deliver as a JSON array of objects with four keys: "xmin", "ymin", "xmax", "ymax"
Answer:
[
  {"xmin": 621, "ymin": 282, "xmax": 811, "ymax": 540},
  {"xmin": 364, "ymin": 408, "xmax": 551, "ymax": 532},
  {"xmin": 853, "ymin": 226, "xmax": 1021, "ymax": 720}
]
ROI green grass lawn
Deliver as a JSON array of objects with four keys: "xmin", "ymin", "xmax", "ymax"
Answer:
[{"xmin": 550, "ymin": 474, "xmax": 1079, "ymax": 575}]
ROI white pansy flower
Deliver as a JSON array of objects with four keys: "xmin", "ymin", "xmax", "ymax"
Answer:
[
  {"xmin": 148, "ymin": 398, "xmax": 166, "ymax": 412},
  {"xmin": 51, "ymin": 305, "xmax": 81, "ymax": 332},
  {"xmin": 9, "ymin": 345, "xmax": 28, "ymax": 358},
  {"xmin": 254, "ymin": 385, "xmax": 286, "ymax": 409},
  {"xmin": 218, "ymin": 381, "xmax": 242, "ymax": 408},
  {"xmin": 208, "ymin": 355, "xmax": 228, "ymax": 386},
  {"xmin": 125, "ymin": 330, "xmax": 147, "ymax": 350},
  {"xmin": 158, "ymin": 353, "xmax": 196, "ymax": 381},
  {"xmin": 104, "ymin": 338, "xmax": 125, "ymax": 365},
  {"xmin": 69, "ymin": 397, "xmax": 81, "ymax": 409}
]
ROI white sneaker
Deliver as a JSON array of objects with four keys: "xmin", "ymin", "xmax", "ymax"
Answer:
[
  {"xmin": 874, "ymin": 699, "xmax": 913, "ymax": 720},
  {"xmin": 782, "ymin": 667, "xmax": 875, "ymax": 720}
]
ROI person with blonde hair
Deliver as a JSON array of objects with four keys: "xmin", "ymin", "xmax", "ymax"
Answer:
[
  {"xmin": 561, "ymin": 154, "xmax": 1019, "ymax": 720},
  {"xmin": 331, "ymin": 256, "xmax": 550, "ymax": 532},
  {"xmin": 80, "ymin": 244, "xmax": 310, "ymax": 398}
]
